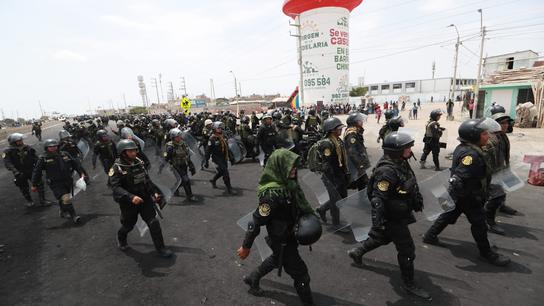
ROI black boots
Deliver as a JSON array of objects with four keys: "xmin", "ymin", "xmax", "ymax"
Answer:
[
  {"xmin": 23, "ymin": 192, "xmax": 34, "ymax": 207},
  {"xmin": 149, "ymin": 219, "xmax": 172, "ymax": 258},
  {"xmin": 499, "ymin": 204, "xmax": 518, "ymax": 215},
  {"xmin": 399, "ymin": 256, "xmax": 431, "ymax": 300},
  {"xmin": 480, "ymin": 251, "xmax": 511, "ymax": 266},
  {"xmin": 347, "ymin": 246, "xmax": 367, "ymax": 266},
  {"xmin": 423, "ymin": 220, "xmax": 449, "ymax": 246}
]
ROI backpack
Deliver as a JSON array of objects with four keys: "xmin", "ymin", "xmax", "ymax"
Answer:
[{"xmin": 306, "ymin": 139, "xmax": 326, "ymax": 172}]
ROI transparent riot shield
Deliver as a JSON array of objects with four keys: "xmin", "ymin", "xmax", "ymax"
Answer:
[
  {"xmin": 347, "ymin": 157, "xmax": 370, "ymax": 184},
  {"xmin": 237, "ymin": 212, "xmax": 273, "ymax": 261},
  {"xmin": 491, "ymin": 167, "xmax": 525, "ymax": 193},
  {"xmin": 257, "ymin": 146, "xmax": 265, "ymax": 166},
  {"xmin": 228, "ymin": 138, "xmax": 243, "ymax": 163},
  {"xmin": 418, "ymin": 170, "xmax": 456, "ymax": 221},
  {"xmin": 133, "ymin": 135, "xmax": 145, "ymax": 150},
  {"xmin": 300, "ymin": 171, "xmax": 330, "ymax": 206},
  {"xmin": 439, "ymin": 129, "xmax": 448, "ymax": 149},
  {"xmin": 336, "ymin": 189, "xmax": 372, "ymax": 242},
  {"xmin": 77, "ymin": 139, "xmax": 90, "ymax": 159},
  {"xmin": 136, "ymin": 155, "xmax": 182, "ymax": 237},
  {"xmin": 235, "ymin": 137, "xmax": 248, "ymax": 161},
  {"xmin": 180, "ymin": 131, "xmax": 203, "ymax": 172}
]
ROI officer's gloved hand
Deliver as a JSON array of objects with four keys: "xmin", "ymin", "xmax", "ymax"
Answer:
[
  {"xmin": 413, "ymin": 192, "xmax": 424, "ymax": 212},
  {"xmin": 190, "ymin": 167, "xmax": 196, "ymax": 176},
  {"xmin": 237, "ymin": 246, "xmax": 250, "ymax": 260}
]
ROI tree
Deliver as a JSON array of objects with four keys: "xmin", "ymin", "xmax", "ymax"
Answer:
[
  {"xmin": 349, "ymin": 86, "xmax": 368, "ymax": 97},
  {"xmin": 129, "ymin": 106, "xmax": 148, "ymax": 115}
]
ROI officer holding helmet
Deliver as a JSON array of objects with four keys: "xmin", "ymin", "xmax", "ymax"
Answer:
[
  {"xmin": 206, "ymin": 122, "xmax": 235, "ymax": 194},
  {"xmin": 348, "ymin": 132, "xmax": 429, "ymax": 300},
  {"xmin": 3, "ymin": 133, "xmax": 50, "ymax": 207},
  {"xmin": 163, "ymin": 128, "xmax": 197, "ymax": 201},
  {"xmin": 32, "ymin": 139, "xmax": 85, "ymax": 224},
  {"xmin": 423, "ymin": 118, "xmax": 511, "ymax": 266},
  {"xmin": 237, "ymin": 149, "xmax": 319, "ymax": 306},
  {"xmin": 108, "ymin": 139, "xmax": 172, "ymax": 258}
]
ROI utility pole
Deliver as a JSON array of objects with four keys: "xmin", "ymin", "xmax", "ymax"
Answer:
[
  {"xmin": 432, "ymin": 61, "xmax": 436, "ymax": 79},
  {"xmin": 158, "ymin": 73, "xmax": 165, "ymax": 101},
  {"xmin": 122, "ymin": 93, "xmax": 127, "ymax": 110},
  {"xmin": 290, "ymin": 15, "xmax": 304, "ymax": 107},
  {"xmin": 151, "ymin": 77, "xmax": 160, "ymax": 103},
  {"xmin": 1, "ymin": 108, "xmax": 5, "ymax": 120},
  {"xmin": 209, "ymin": 78, "xmax": 215, "ymax": 106},
  {"xmin": 238, "ymin": 81, "xmax": 242, "ymax": 98},
  {"xmin": 229, "ymin": 71, "xmax": 239, "ymax": 115},
  {"xmin": 473, "ymin": 9, "xmax": 485, "ymax": 119},
  {"xmin": 448, "ymin": 24, "xmax": 461, "ymax": 102},
  {"xmin": 180, "ymin": 77, "xmax": 187, "ymax": 96},
  {"xmin": 38, "ymin": 100, "xmax": 44, "ymax": 117}
]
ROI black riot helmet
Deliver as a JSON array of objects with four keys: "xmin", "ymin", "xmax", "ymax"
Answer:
[
  {"xmin": 7, "ymin": 133, "xmax": 24, "ymax": 146},
  {"xmin": 346, "ymin": 112, "xmax": 367, "ymax": 127},
  {"xmin": 490, "ymin": 104, "xmax": 506, "ymax": 115},
  {"xmin": 272, "ymin": 111, "xmax": 282, "ymax": 120},
  {"xmin": 308, "ymin": 109, "xmax": 316, "ymax": 116},
  {"xmin": 387, "ymin": 116, "xmax": 405, "ymax": 131},
  {"xmin": 120, "ymin": 127, "xmax": 135, "ymax": 139},
  {"xmin": 295, "ymin": 214, "xmax": 322, "ymax": 245},
  {"xmin": 116, "ymin": 139, "xmax": 138, "ymax": 154},
  {"xmin": 96, "ymin": 129, "xmax": 108, "ymax": 139},
  {"xmin": 169, "ymin": 128, "xmax": 183, "ymax": 140},
  {"xmin": 58, "ymin": 129, "xmax": 71, "ymax": 140},
  {"xmin": 458, "ymin": 118, "xmax": 488, "ymax": 144},
  {"xmin": 430, "ymin": 109, "xmax": 443, "ymax": 121},
  {"xmin": 384, "ymin": 109, "xmax": 394, "ymax": 120},
  {"xmin": 164, "ymin": 118, "xmax": 179, "ymax": 129},
  {"xmin": 151, "ymin": 119, "xmax": 160, "ymax": 127},
  {"xmin": 43, "ymin": 138, "xmax": 59, "ymax": 150},
  {"xmin": 322, "ymin": 117, "xmax": 345, "ymax": 133},
  {"xmin": 212, "ymin": 121, "xmax": 224, "ymax": 131},
  {"xmin": 321, "ymin": 110, "xmax": 330, "ymax": 119},
  {"xmin": 241, "ymin": 115, "xmax": 250, "ymax": 124},
  {"xmin": 491, "ymin": 112, "xmax": 512, "ymax": 124},
  {"xmin": 382, "ymin": 132, "xmax": 414, "ymax": 152}
]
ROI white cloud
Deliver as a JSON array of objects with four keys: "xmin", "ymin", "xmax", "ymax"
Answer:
[
  {"xmin": 52, "ymin": 49, "xmax": 88, "ymax": 62},
  {"xmin": 420, "ymin": 0, "xmax": 455, "ymax": 12}
]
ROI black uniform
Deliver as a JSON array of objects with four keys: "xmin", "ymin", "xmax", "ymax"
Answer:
[
  {"xmin": 32, "ymin": 151, "xmax": 84, "ymax": 218},
  {"xmin": 200, "ymin": 125, "xmax": 212, "ymax": 168},
  {"xmin": 206, "ymin": 133, "xmax": 234, "ymax": 193},
  {"xmin": 304, "ymin": 115, "xmax": 320, "ymax": 133},
  {"xmin": 344, "ymin": 127, "xmax": 371, "ymax": 190},
  {"xmin": 315, "ymin": 136, "xmax": 349, "ymax": 226},
  {"xmin": 250, "ymin": 113, "xmax": 259, "ymax": 131},
  {"xmin": 237, "ymin": 122, "xmax": 256, "ymax": 160},
  {"xmin": 349, "ymin": 155, "xmax": 423, "ymax": 286},
  {"xmin": 32, "ymin": 123, "xmax": 42, "ymax": 141},
  {"xmin": 242, "ymin": 193, "xmax": 313, "ymax": 305},
  {"xmin": 3, "ymin": 144, "xmax": 45, "ymax": 204},
  {"xmin": 256, "ymin": 124, "xmax": 278, "ymax": 165},
  {"xmin": 92, "ymin": 139, "xmax": 117, "ymax": 174},
  {"xmin": 163, "ymin": 140, "xmax": 196, "ymax": 199},
  {"xmin": 149, "ymin": 125, "xmax": 165, "ymax": 156},
  {"xmin": 59, "ymin": 139, "xmax": 83, "ymax": 160},
  {"xmin": 108, "ymin": 156, "xmax": 167, "ymax": 252},
  {"xmin": 420, "ymin": 120, "xmax": 444, "ymax": 170},
  {"xmin": 424, "ymin": 143, "xmax": 494, "ymax": 257}
]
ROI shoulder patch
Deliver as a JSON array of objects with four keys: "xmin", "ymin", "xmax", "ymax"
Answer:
[
  {"xmin": 1, "ymin": 153, "xmax": 5, "ymax": 159},
  {"xmin": 323, "ymin": 148, "xmax": 332, "ymax": 157},
  {"xmin": 462, "ymin": 155, "xmax": 473, "ymax": 166},
  {"xmin": 258, "ymin": 203, "xmax": 271, "ymax": 217},
  {"xmin": 108, "ymin": 167, "xmax": 115, "ymax": 176},
  {"xmin": 350, "ymin": 137, "xmax": 356, "ymax": 144},
  {"xmin": 377, "ymin": 180, "xmax": 390, "ymax": 192}
]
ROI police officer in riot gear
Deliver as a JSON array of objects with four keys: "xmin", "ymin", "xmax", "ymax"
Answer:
[
  {"xmin": 420, "ymin": 109, "xmax": 445, "ymax": 171},
  {"xmin": 304, "ymin": 109, "xmax": 321, "ymax": 133},
  {"xmin": 348, "ymin": 132, "xmax": 430, "ymax": 299},
  {"xmin": 344, "ymin": 112, "xmax": 371, "ymax": 190},
  {"xmin": 108, "ymin": 139, "xmax": 173, "ymax": 258},
  {"xmin": 315, "ymin": 117, "xmax": 350, "ymax": 232},
  {"xmin": 237, "ymin": 116, "xmax": 256, "ymax": 161},
  {"xmin": 149, "ymin": 119, "xmax": 165, "ymax": 156},
  {"xmin": 58, "ymin": 130, "xmax": 84, "ymax": 160},
  {"xmin": 256, "ymin": 114, "xmax": 278, "ymax": 166},
  {"xmin": 92, "ymin": 129, "xmax": 117, "ymax": 175},
  {"xmin": 206, "ymin": 122, "xmax": 235, "ymax": 194},
  {"xmin": 120, "ymin": 127, "xmax": 150, "ymax": 169},
  {"xmin": 485, "ymin": 112, "xmax": 517, "ymax": 234},
  {"xmin": 32, "ymin": 139, "xmax": 85, "ymax": 224},
  {"xmin": 200, "ymin": 119, "xmax": 213, "ymax": 169},
  {"xmin": 163, "ymin": 128, "xmax": 197, "ymax": 201},
  {"xmin": 377, "ymin": 110, "xmax": 395, "ymax": 143},
  {"xmin": 422, "ymin": 119, "xmax": 511, "ymax": 266},
  {"xmin": 3, "ymin": 133, "xmax": 50, "ymax": 207},
  {"xmin": 31, "ymin": 121, "xmax": 42, "ymax": 141},
  {"xmin": 250, "ymin": 111, "xmax": 259, "ymax": 131},
  {"xmin": 237, "ymin": 149, "xmax": 318, "ymax": 306}
]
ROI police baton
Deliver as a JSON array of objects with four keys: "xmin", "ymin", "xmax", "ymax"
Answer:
[{"xmin": 277, "ymin": 243, "xmax": 286, "ymax": 277}]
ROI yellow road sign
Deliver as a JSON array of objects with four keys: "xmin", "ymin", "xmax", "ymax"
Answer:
[{"xmin": 180, "ymin": 97, "xmax": 191, "ymax": 115}]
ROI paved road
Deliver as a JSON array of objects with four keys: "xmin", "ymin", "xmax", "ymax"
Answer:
[{"xmin": 1, "ymin": 120, "xmax": 543, "ymax": 306}]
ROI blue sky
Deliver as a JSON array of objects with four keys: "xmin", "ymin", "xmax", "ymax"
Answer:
[{"xmin": 1, "ymin": 0, "xmax": 543, "ymax": 118}]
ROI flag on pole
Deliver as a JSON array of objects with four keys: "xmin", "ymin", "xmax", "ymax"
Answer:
[{"xmin": 287, "ymin": 87, "xmax": 299, "ymax": 110}]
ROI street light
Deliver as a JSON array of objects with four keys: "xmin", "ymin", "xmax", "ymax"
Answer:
[
  {"xmin": 447, "ymin": 24, "xmax": 461, "ymax": 103},
  {"xmin": 229, "ymin": 70, "xmax": 239, "ymax": 116},
  {"xmin": 473, "ymin": 8, "xmax": 485, "ymax": 118}
]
